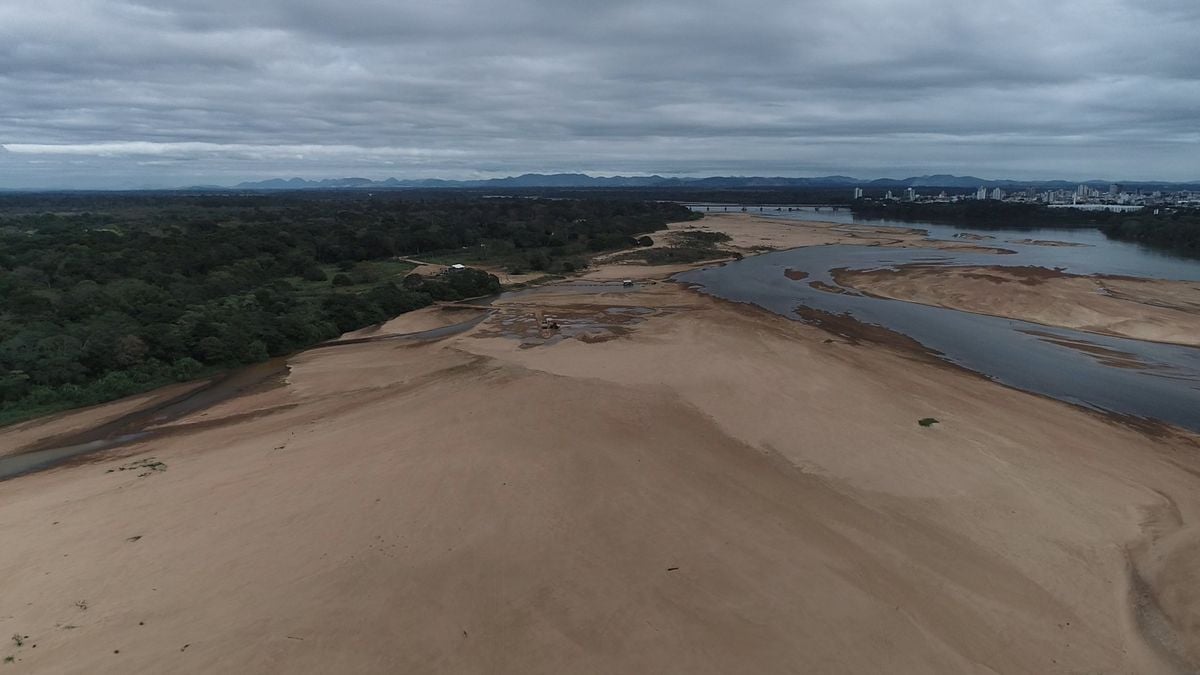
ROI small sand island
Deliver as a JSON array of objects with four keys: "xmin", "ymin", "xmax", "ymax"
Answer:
[
  {"xmin": 3, "ymin": 214, "xmax": 1200, "ymax": 674},
  {"xmin": 834, "ymin": 263, "xmax": 1200, "ymax": 347}
]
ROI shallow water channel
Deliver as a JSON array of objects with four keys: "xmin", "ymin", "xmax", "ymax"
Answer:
[{"xmin": 678, "ymin": 210, "xmax": 1200, "ymax": 431}]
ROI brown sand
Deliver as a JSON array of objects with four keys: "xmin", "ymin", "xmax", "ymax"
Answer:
[
  {"xmin": 582, "ymin": 213, "xmax": 1010, "ymax": 285},
  {"xmin": 668, "ymin": 212, "xmax": 1011, "ymax": 253},
  {"xmin": 337, "ymin": 305, "xmax": 490, "ymax": 341},
  {"xmin": 2, "ymin": 214, "xmax": 1200, "ymax": 673},
  {"xmin": 836, "ymin": 264, "xmax": 1200, "ymax": 347}
]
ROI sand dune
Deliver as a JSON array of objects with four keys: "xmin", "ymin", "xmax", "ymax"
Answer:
[{"xmin": 2, "ymin": 214, "xmax": 1199, "ymax": 673}]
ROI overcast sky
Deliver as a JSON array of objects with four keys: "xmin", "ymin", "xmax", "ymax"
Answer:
[{"xmin": 1, "ymin": 0, "xmax": 1198, "ymax": 188}]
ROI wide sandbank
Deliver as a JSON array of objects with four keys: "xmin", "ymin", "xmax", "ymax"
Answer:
[
  {"xmin": 2, "ymin": 214, "xmax": 1199, "ymax": 673},
  {"xmin": 834, "ymin": 263, "xmax": 1200, "ymax": 347}
]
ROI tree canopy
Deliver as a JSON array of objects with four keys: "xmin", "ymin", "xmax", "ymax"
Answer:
[
  {"xmin": 1100, "ymin": 209, "xmax": 1200, "ymax": 258},
  {"xmin": 0, "ymin": 192, "xmax": 696, "ymax": 424}
]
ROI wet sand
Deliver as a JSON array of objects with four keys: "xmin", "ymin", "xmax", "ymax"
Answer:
[
  {"xmin": 835, "ymin": 264, "xmax": 1200, "ymax": 347},
  {"xmin": 0, "ymin": 382, "xmax": 207, "ymax": 460},
  {"xmin": 2, "ymin": 214, "xmax": 1200, "ymax": 673}
]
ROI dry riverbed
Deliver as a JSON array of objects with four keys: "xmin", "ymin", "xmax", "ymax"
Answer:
[{"xmin": 2, "ymin": 214, "xmax": 1199, "ymax": 674}]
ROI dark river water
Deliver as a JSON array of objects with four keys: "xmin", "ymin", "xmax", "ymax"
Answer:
[
  {"xmin": 6, "ymin": 212, "xmax": 1199, "ymax": 479},
  {"xmin": 678, "ymin": 207, "xmax": 1200, "ymax": 431}
]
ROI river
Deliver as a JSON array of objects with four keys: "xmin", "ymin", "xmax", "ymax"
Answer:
[
  {"xmin": 6, "ymin": 212, "xmax": 1198, "ymax": 479},
  {"xmin": 678, "ymin": 207, "xmax": 1200, "ymax": 431}
]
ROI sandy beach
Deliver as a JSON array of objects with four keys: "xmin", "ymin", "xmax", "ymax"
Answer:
[
  {"xmin": 835, "ymin": 263, "xmax": 1200, "ymax": 347},
  {"xmin": 3, "ymin": 214, "xmax": 1200, "ymax": 673}
]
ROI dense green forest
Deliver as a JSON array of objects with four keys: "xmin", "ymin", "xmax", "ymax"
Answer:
[
  {"xmin": 1100, "ymin": 208, "xmax": 1200, "ymax": 258},
  {"xmin": 0, "ymin": 193, "xmax": 696, "ymax": 424},
  {"xmin": 849, "ymin": 201, "xmax": 1200, "ymax": 257},
  {"xmin": 849, "ymin": 201, "xmax": 1127, "ymax": 227}
]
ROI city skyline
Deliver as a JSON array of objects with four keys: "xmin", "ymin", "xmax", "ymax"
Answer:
[{"xmin": 860, "ymin": 183, "xmax": 1198, "ymax": 208}]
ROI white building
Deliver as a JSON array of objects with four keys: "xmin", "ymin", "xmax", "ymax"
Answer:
[
  {"xmin": 853, "ymin": 187, "xmax": 863, "ymax": 199},
  {"xmin": 990, "ymin": 187, "xmax": 1005, "ymax": 200},
  {"xmin": 976, "ymin": 186, "xmax": 988, "ymax": 200}
]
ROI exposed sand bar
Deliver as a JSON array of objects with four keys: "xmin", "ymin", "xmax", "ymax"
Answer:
[
  {"xmin": 664, "ymin": 212, "xmax": 1014, "ymax": 254},
  {"xmin": 2, "ymin": 214, "xmax": 1199, "ymax": 673},
  {"xmin": 835, "ymin": 264, "xmax": 1200, "ymax": 347}
]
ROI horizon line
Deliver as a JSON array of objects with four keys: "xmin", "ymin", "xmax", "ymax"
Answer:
[{"xmin": 4, "ymin": 171, "xmax": 1200, "ymax": 192}]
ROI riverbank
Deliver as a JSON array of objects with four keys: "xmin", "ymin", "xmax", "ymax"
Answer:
[
  {"xmin": 833, "ymin": 264, "xmax": 1200, "ymax": 347},
  {"xmin": 668, "ymin": 212, "xmax": 1014, "ymax": 254},
  {"xmin": 2, "ymin": 214, "xmax": 1199, "ymax": 673}
]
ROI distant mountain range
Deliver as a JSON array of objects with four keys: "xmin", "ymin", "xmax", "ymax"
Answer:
[{"xmin": 227, "ymin": 173, "xmax": 1200, "ymax": 191}]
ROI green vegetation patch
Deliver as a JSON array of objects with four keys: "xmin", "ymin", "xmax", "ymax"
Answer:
[
  {"xmin": 669, "ymin": 229, "xmax": 732, "ymax": 245},
  {"xmin": 614, "ymin": 228, "xmax": 737, "ymax": 265},
  {"xmin": 851, "ymin": 201, "xmax": 1200, "ymax": 258},
  {"xmin": 851, "ymin": 201, "xmax": 1119, "ymax": 228},
  {"xmin": 0, "ymin": 194, "xmax": 694, "ymax": 425},
  {"xmin": 1101, "ymin": 209, "xmax": 1200, "ymax": 258}
]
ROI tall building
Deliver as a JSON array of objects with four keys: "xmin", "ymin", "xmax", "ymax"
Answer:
[
  {"xmin": 905, "ymin": 187, "xmax": 916, "ymax": 201},
  {"xmin": 990, "ymin": 187, "xmax": 1005, "ymax": 201},
  {"xmin": 976, "ymin": 186, "xmax": 988, "ymax": 200},
  {"xmin": 885, "ymin": 190, "xmax": 894, "ymax": 200},
  {"xmin": 853, "ymin": 187, "xmax": 863, "ymax": 199}
]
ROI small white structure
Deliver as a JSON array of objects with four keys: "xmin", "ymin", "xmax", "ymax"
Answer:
[
  {"xmin": 622, "ymin": 279, "xmax": 633, "ymax": 287},
  {"xmin": 450, "ymin": 264, "xmax": 467, "ymax": 270}
]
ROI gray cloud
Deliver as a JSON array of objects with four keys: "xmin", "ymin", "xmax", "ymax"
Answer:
[{"xmin": 1, "ymin": 0, "xmax": 1198, "ymax": 188}]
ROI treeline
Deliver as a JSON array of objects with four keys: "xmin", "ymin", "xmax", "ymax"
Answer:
[
  {"xmin": 0, "ymin": 194, "xmax": 696, "ymax": 424},
  {"xmin": 847, "ymin": 201, "xmax": 1200, "ymax": 257},
  {"xmin": 850, "ymin": 201, "xmax": 1129, "ymax": 228},
  {"xmin": 1100, "ymin": 209, "xmax": 1200, "ymax": 258}
]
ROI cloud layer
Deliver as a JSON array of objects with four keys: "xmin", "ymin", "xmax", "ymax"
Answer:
[{"xmin": 2, "ymin": 0, "xmax": 1198, "ymax": 187}]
